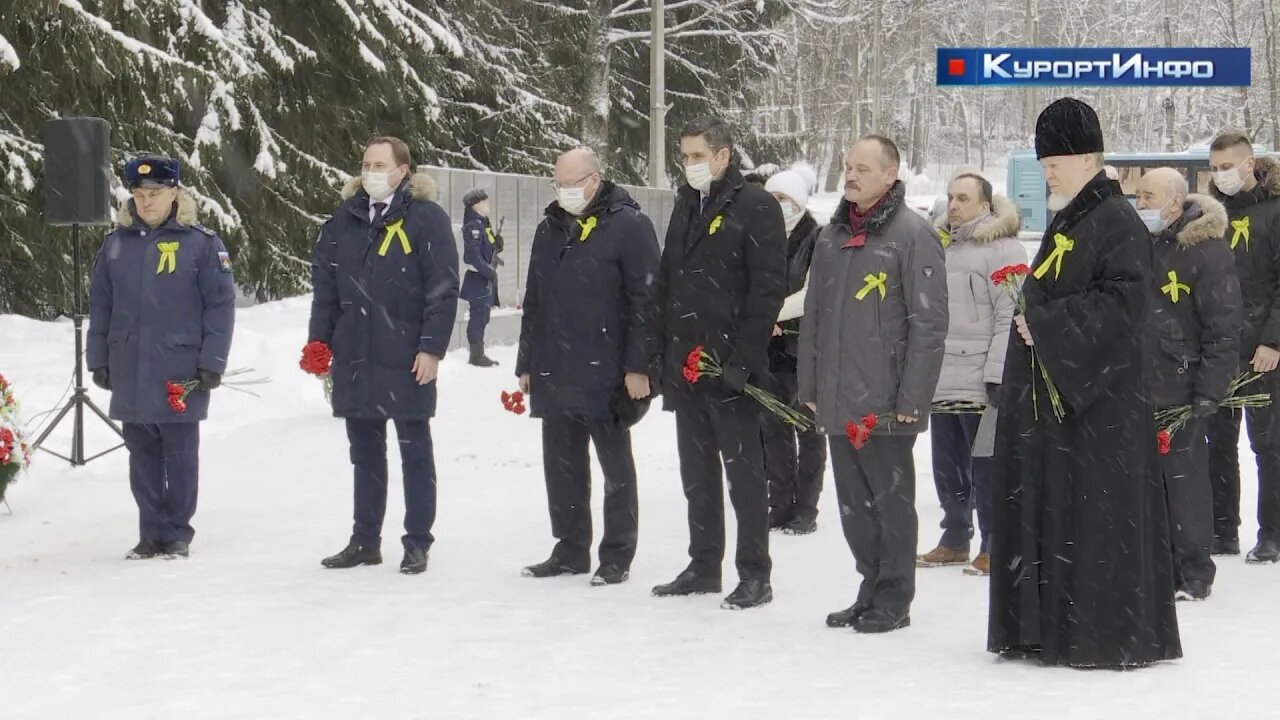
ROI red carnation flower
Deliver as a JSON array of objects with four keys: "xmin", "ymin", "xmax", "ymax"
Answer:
[
  {"xmin": 861, "ymin": 413, "xmax": 878, "ymax": 431},
  {"xmin": 512, "ymin": 403, "xmax": 527, "ymax": 415},
  {"xmin": 684, "ymin": 345, "xmax": 705, "ymax": 384},
  {"xmin": 1157, "ymin": 429, "xmax": 1172, "ymax": 456},
  {"xmin": 299, "ymin": 341, "xmax": 333, "ymax": 376}
]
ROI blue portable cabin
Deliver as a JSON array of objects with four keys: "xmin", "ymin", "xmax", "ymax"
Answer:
[{"xmin": 1007, "ymin": 147, "xmax": 1273, "ymax": 235}]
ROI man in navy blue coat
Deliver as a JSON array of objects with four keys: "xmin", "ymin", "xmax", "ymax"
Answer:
[
  {"xmin": 460, "ymin": 189, "xmax": 499, "ymax": 367},
  {"xmin": 516, "ymin": 147, "xmax": 660, "ymax": 586},
  {"xmin": 87, "ymin": 154, "xmax": 236, "ymax": 560},
  {"xmin": 309, "ymin": 137, "xmax": 460, "ymax": 575}
]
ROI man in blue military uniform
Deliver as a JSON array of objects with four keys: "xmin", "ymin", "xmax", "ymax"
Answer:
[
  {"xmin": 87, "ymin": 154, "xmax": 237, "ymax": 560},
  {"xmin": 460, "ymin": 189, "xmax": 499, "ymax": 367},
  {"xmin": 309, "ymin": 136, "xmax": 460, "ymax": 575}
]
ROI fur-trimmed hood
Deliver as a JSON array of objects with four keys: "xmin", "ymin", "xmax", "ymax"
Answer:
[
  {"xmin": 1211, "ymin": 155, "xmax": 1280, "ymax": 201},
  {"xmin": 936, "ymin": 194, "xmax": 1021, "ymax": 244},
  {"xmin": 1168, "ymin": 193, "xmax": 1229, "ymax": 247},
  {"xmin": 341, "ymin": 171, "xmax": 438, "ymax": 203},
  {"xmin": 115, "ymin": 187, "xmax": 199, "ymax": 228}
]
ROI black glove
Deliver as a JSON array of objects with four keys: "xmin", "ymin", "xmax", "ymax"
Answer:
[
  {"xmin": 985, "ymin": 382, "xmax": 1000, "ymax": 409},
  {"xmin": 722, "ymin": 364, "xmax": 750, "ymax": 393},
  {"xmin": 92, "ymin": 368, "xmax": 111, "ymax": 391},
  {"xmin": 197, "ymin": 368, "xmax": 222, "ymax": 390},
  {"xmin": 1191, "ymin": 397, "xmax": 1219, "ymax": 418}
]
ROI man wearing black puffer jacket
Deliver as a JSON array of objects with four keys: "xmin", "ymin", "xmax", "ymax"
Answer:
[
  {"xmin": 1205, "ymin": 132, "xmax": 1280, "ymax": 565},
  {"xmin": 1138, "ymin": 167, "xmax": 1241, "ymax": 601},
  {"xmin": 651, "ymin": 116, "xmax": 787, "ymax": 610}
]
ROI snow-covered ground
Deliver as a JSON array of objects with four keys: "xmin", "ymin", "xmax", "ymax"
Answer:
[{"xmin": 2, "ymin": 299, "xmax": 1279, "ymax": 719}]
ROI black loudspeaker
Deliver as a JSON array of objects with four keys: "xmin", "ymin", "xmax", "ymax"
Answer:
[{"xmin": 42, "ymin": 117, "xmax": 113, "ymax": 226}]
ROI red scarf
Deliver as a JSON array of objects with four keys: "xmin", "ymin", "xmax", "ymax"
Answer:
[{"xmin": 845, "ymin": 192, "xmax": 889, "ymax": 248}]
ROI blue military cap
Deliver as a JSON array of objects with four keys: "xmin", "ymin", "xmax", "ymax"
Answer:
[{"xmin": 124, "ymin": 154, "xmax": 181, "ymax": 189}]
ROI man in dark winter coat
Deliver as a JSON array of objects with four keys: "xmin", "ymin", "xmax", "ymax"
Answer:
[
  {"xmin": 988, "ymin": 97, "xmax": 1182, "ymax": 668},
  {"xmin": 798, "ymin": 136, "xmax": 948, "ymax": 634},
  {"xmin": 1205, "ymin": 132, "xmax": 1280, "ymax": 564},
  {"xmin": 87, "ymin": 154, "xmax": 236, "ymax": 560},
  {"xmin": 1138, "ymin": 167, "xmax": 1240, "ymax": 601},
  {"xmin": 460, "ymin": 188, "xmax": 499, "ymax": 367},
  {"xmin": 761, "ymin": 167, "xmax": 827, "ymax": 536},
  {"xmin": 650, "ymin": 116, "xmax": 787, "ymax": 610},
  {"xmin": 516, "ymin": 147, "xmax": 660, "ymax": 586},
  {"xmin": 921, "ymin": 174, "xmax": 1025, "ymax": 577},
  {"xmin": 308, "ymin": 137, "xmax": 459, "ymax": 575}
]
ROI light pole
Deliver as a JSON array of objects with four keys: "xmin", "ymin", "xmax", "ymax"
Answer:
[{"xmin": 649, "ymin": 0, "xmax": 666, "ymax": 188}]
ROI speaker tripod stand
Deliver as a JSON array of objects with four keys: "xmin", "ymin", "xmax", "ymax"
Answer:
[{"xmin": 32, "ymin": 223, "xmax": 125, "ymax": 466}]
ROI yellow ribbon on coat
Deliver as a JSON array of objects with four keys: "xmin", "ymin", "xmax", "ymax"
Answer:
[
  {"xmin": 709, "ymin": 215, "xmax": 724, "ymax": 235},
  {"xmin": 938, "ymin": 228, "xmax": 951, "ymax": 248},
  {"xmin": 855, "ymin": 272, "xmax": 888, "ymax": 301},
  {"xmin": 485, "ymin": 227, "xmax": 497, "ymax": 245},
  {"xmin": 156, "ymin": 242, "xmax": 179, "ymax": 274},
  {"xmin": 1231, "ymin": 216, "xmax": 1250, "ymax": 251},
  {"xmin": 377, "ymin": 219, "xmax": 412, "ymax": 257},
  {"xmin": 577, "ymin": 216, "xmax": 598, "ymax": 242},
  {"xmin": 1033, "ymin": 233, "xmax": 1074, "ymax": 280},
  {"xmin": 1161, "ymin": 271, "xmax": 1191, "ymax": 303}
]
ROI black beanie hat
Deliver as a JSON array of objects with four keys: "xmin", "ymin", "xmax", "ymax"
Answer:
[
  {"xmin": 463, "ymin": 188, "xmax": 489, "ymax": 208},
  {"xmin": 1035, "ymin": 97, "xmax": 1104, "ymax": 159}
]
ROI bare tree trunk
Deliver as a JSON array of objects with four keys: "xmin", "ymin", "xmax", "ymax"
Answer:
[
  {"xmin": 959, "ymin": 97, "xmax": 971, "ymax": 166},
  {"xmin": 583, "ymin": 0, "xmax": 612, "ymax": 155}
]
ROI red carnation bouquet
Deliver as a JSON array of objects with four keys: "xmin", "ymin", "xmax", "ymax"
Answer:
[
  {"xmin": 165, "ymin": 368, "xmax": 269, "ymax": 414},
  {"xmin": 684, "ymin": 345, "xmax": 812, "ymax": 429},
  {"xmin": 501, "ymin": 390, "xmax": 526, "ymax": 415},
  {"xmin": 0, "ymin": 373, "xmax": 32, "ymax": 502},
  {"xmin": 1154, "ymin": 372, "xmax": 1272, "ymax": 454},
  {"xmin": 299, "ymin": 341, "xmax": 334, "ymax": 404},
  {"xmin": 845, "ymin": 413, "xmax": 883, "ymax": 449},
  {"xmin": 992, "ymin": 264, "xmax": 1064, "ymax": 421}
]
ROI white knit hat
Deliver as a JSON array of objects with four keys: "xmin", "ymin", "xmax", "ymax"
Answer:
[{"xmin": 765, "ymin": 169, "xmax": 810, "ymax": 209}]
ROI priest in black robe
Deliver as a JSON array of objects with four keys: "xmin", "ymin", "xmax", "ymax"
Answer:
[{"xmin": 987, "ymin": 97, "xmax": 1183, "ymax": 668}]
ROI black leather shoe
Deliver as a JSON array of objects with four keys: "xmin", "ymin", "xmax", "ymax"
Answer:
[
  {"xmin": 1246, "ymin": 538, "xmax": 1280, "ymax": 564},
  {"xmin": 521, "ymin": 557, "xmax": 588, "ymax": 578},
  {"xmin": 1175, "ymin": 580, "xmax": 1212, "ymax": 601},
  {"xmin": 160, "ymin": 541, "xmax": 190, "ymax": 558},
  {"xmin": 125, "ymin": 540, "xmax": 162, "ymax": 560},
  {"xmin": 782, "ymin": 517, "xmax": 817, "ymax": 535},
  {"xmin": 590, "ymin": 564, "xmax": 630, "ymax": 586},
  {"xmin": 321, "ymin": 542, "xmax": 382, "ymax": 569},
  {"xmin": 826, "ymin": 602, "xmax": 870, "ymax": 628},
  {"xmin": 721, "ymin": 580, "xmax": 773, "ymax": 609},
  {"xmin": 1211, "ymin": 537, "xmax": 1241, "ymax": 556},
  {"xmin": 652, "ymin": 569, "xmax": 722, "ymax": 596},
  {"xmin": 400, "ymin": 546, "xmax": 428, "ymax": 574},
  {"xmin": 853, "ymin": 608, "xmax": 911, "ymax": 634}
]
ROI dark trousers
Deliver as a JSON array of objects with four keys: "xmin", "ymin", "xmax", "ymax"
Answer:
[
  {"xmin": 1208, "ymin": 371, "xmax": 1280, "ymax": 543},
  {"xmin": 829, "ymin": 433, "xmax": 918, "ymax": 614},
  {"xmin": 675, "ymin": 399, "xmax": 771, "ymax": 582},
  {"xmin": 929, "ymin": 412, "xmax": 993, "ymax": 553},
  {"xmin": 1159, "ymin": 416, "xmax": 1216, "ymax": 587},
  {"xmin": 346, "ymin": 418, "xmax": 437, "ymax": 551},
  {"xmin": 762, "ymin": 371, "xmax": 826, "ymax": 522},
  {"xmin": 541, "ymin": 414, "xmax": 639, "ymax": 569},
  {"xmin": 466, "ymin": 295, "xmax": 491, "ymax": 345},
  {"xmin": 122, "ymin": 423, "xmax": 200, "ymax": 544}
]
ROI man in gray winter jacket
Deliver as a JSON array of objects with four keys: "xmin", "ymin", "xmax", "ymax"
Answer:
[
  {"xmin": 798, "ymin": 136, "xmax": 948, "ymax": 633},
  {"xmin": 919, "ymin": 174, "xmax": 1026, "ymax": 576}
]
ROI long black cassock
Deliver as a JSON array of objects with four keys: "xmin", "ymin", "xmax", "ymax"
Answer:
[{"xmin": 987, "ymin": 172, "xmax": 1183, "ymax": 668}]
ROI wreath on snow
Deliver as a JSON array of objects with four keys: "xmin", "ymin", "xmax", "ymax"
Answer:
[{"xmin": 0, "ymin": 373, "xmax": 32, "ymax": 503}]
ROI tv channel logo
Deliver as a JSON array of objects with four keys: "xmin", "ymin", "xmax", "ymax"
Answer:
[{"xmin": 937, "ymin": 48, "xmax": 1251, "ymax": 86}]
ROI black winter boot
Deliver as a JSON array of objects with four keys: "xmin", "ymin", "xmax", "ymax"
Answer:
[{"xmin": 469, "ymin": 343, "xmax": 498, "ymax": 367}]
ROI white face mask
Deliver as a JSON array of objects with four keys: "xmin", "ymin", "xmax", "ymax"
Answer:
[
  {"xmin": 557, "ymin": 186, "xmax": 589, "ymax": 216},
  {"xmin": 1137, "ymin": 208, "xmax": 1166, "ymax": 233},
  {"xmin": 781, "ymin": 200, "xmax": 804, "ymax": 232},
  {"xmin": 1213, "ymin": 167, "xmax": 1246, "ymax": 196},
  {"xmin": 685, "ymin": 162, "xmax": 713, "ymax": 193},
  {"xmin": 362, "ymin": 171, "xmax": 394, "ymax": 199}
]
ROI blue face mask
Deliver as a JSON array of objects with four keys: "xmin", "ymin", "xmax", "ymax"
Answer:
[{"xmin": 1138, "ymin": 208, "xmax": 1165, "ymax": 233}]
